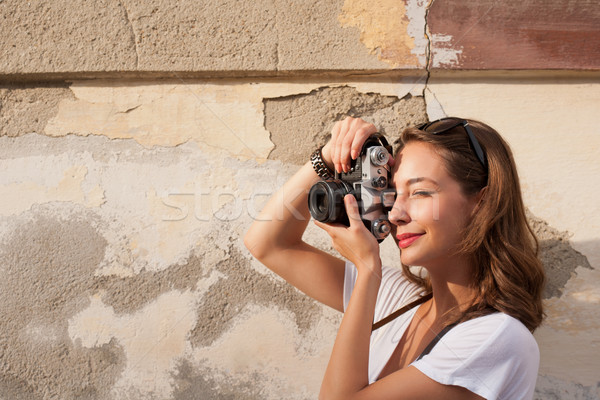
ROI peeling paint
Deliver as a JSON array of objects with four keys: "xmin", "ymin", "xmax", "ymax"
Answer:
[
  {"xmin": 430, "ymin": 33, "xmax": 463, "ymax": 68},
  {"xmin": 535, "ymin": 374, "xmax": 600, "ymax": 400},
  {"xmin": 542, "ymin": 267, "xmax": 600, "ymax": 333},
  {"xmin": 424, "ymin": 87, "xmax": 447, "ymax": 120},
  {"xmin": 528, "ymin": 211, "xmax": 592, "ymax": 298},
  {"xmin": 0, "ymin": 206, "xmax": 125, "ymax": 399},
  {"xmin": 405, "ymin": 0, "xmax": 431, "ymax": 66},
  {"xmin": 264, "ymin": 86, "xmax": 427, "ymax": 165},
  {"xmin": 42, "ymin": 80, "xmax": 429, "ymax": 161},
  {"xmin": 44, "ymin": 82, "xmax": 275, "ymax": 159},
  {"xmin": 69, "ymin": 285, "xmax": 208, "ymax": 398},
  {"xmin": 339, "ymin": 0, "xmax": 425, "ymax": 67},
  {"xmin": 0, "ymin": 165, "xmax": 105, "ymax": 216},
  {"xmin": 171, "ymin": 359, "xmax": 263, "ymax": 400},
  {"xmin": 190, "ymin": 303, "xmax": 339, "ymax": 400},
  {"xmin": 0, "ymin": 83, "xmax": 74, "ymax": 137}
]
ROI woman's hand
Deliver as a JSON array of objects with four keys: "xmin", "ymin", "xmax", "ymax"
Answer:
[
  {"xmin": 322, "ymin": 117, "xmax": 384, "ymax": 174},
  {"xmin": 314, "ymin": 194, "xmax": 382, "ymax": 278}
]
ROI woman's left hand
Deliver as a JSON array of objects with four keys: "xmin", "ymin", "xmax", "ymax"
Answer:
[{"xmin": 314, "ymin": 194, "xmax": 382, "ymax": 277}]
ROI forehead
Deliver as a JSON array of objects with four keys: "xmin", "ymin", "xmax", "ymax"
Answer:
[{"xmin": 391, "ymin": 141, "xmax": 448, "ymax": 185}]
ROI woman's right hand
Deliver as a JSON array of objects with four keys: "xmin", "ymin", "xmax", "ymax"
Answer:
[{"xmin": 322, "ymin": 117, "xmax": 384, "ymax": 174}]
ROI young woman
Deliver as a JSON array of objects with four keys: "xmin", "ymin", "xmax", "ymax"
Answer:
[{"xmin": 244, "ymin": 116, "xmax": 545, "ymax": 400}]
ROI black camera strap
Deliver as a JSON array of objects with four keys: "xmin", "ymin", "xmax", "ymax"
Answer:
[
  {"xmin": 371, "ymin": 292, "xmax": 459, "ymax": 362},
  {"xmin": 415, "ymin": 321, "xmax": 458, "ymax": 362}
]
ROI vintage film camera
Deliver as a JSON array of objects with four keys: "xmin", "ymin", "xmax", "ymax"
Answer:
[{"xmin": 308, "ymin": 133, "xmax": 396, "ymax": 242}]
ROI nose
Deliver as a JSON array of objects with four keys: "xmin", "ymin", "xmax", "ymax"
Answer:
[{"xmin": 388, "ymin": 192, "xmax": 411, "ymax": 226}]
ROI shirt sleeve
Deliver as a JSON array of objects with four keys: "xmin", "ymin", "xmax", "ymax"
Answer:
[
  {"xmin": 410, "ymin": 314, "xmax": 540, "ymax": 400},
  {"xmin": 343, "ymin": 261, "xmax": 424, "ymax": 321}
]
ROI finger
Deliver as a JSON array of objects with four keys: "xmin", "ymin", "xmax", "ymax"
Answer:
[
  {"xmin": 350, "ymin": 124, "xmax": 377, "ymax": 161},
  {"xmin": 327, "ymin": 122, "xmax": 341, "ymax": 170},
  {"xmin": 340, "ymin": 133, "xmax": 354, "ymax": 173},
  {"xmin": 329, "ymin": 122, "xmax": 341, "ymax": 173},
  {"xmin": 335, "ymin": 117, "xmax": 352, "ymax": 173},
  {"xmin": 388, "ymin": 154, "xmax": 396, "ymax": 168},
  {"xmin": 344, "ymin": 195, "xmax": 362, "ymax": 226}
]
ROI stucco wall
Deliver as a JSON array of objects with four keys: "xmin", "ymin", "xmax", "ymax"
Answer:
[{"xmin": 1, "ymin": 1, "xmax": 599, "ymax": 399}]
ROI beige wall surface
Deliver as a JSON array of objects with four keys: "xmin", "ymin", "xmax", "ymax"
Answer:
[{"xmin": 1, "ymin": 1, "xmax": 599, "ymax": 400}]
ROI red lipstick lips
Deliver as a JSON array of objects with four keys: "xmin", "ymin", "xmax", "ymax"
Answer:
[{"xmin": 397, "ymin": 233, "xmax": 424, "ymax": 249}]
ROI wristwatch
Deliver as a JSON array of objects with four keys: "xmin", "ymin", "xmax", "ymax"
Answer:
[{"xmin": 310, "ymin": 146, "xmax": 334, "ymax": 180}]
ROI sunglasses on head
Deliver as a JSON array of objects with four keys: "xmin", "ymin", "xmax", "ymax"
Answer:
[{"xmin": 417, "ymin": 117, "xmax": 487, "ymax": 170}]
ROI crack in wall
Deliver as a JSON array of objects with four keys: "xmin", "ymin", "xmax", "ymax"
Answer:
[
  {"xmin": 274, "ymin": 3, "xmax": 280, "ymax": 70},
  {"xmin": 422, "ymin": 0, "xmax": 435, "ymax": 114},
  {"xmin": 120, "ymin": 1, "xmax": 139, "ymax": 69}
]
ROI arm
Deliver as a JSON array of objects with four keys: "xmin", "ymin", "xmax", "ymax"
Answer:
[
  {"xmin": 244, "ymin": 157, "xmax": 347, "ymax": 311},
  {"xmin": 244, "ymin": 117, "xmax": 379, "ymax": 312},
  {"xmin": 319, "ymin": 259, "xmax": 382, "ymax": 398},
  {"xmin": 317, "ymin": 196, "xmax": 484, "ymax": 400}
]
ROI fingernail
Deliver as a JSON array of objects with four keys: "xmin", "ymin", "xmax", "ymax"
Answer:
[{"xmin": 351, "ymin": 150, "xmax": 357, "ymax": 160}]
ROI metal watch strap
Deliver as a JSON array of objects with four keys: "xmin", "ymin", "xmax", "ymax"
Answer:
[{"xmin": 310, "ymin": 146, "xmax": 334, "ymax": 180}]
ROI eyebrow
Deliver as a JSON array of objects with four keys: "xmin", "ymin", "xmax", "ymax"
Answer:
[
  {"xmin": 407, "ymin": 177, "xmax": 440, "ymax": 186},
  {"xmin": 390, "ymin": 176, "xmax": 441, "ymax": 188}
]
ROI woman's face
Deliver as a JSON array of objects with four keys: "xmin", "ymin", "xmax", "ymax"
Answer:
[{"xmin": 388, "ymin": 141, "xmax": 479, "ymax": 268}]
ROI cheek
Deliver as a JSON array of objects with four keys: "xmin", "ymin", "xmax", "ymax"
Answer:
[
  {"xmin": 431, "ymin": 200, "xmax": 472, "ymax": 240},
  {"xmin": 408, "ymin": 198, "xmax": 440, "ymax": 223}
]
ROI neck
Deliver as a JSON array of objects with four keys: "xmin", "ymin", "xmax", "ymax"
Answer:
[{"xmin": 423, "ymin": 255, "xmax": 478, "ymax": 323}]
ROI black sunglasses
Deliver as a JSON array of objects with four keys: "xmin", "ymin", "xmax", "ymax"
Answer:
[{"xmin": 418, "ymin": 118, "xmax": 487, "ymax": 170}]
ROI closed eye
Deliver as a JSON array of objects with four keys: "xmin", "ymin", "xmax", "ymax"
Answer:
[{"xmin": 412, "ymin": 190, "xmax": 433, "ymax": 197}]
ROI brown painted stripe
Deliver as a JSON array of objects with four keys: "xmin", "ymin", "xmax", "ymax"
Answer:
[{"xmin": 427, "ymin": 0, "xmax": 600, "ymax": 70}]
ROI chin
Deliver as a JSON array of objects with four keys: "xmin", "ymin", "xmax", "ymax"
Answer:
[
  {"xmin": 399, "ymin": 246, "xmax": 434, "ymax": 268},
  {"xmin": 399, "ymin": 251, "xmax": 420, "ymax": 267}
]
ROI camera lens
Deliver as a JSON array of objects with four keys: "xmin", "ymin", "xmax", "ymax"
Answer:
[{"xmin": 308, "ymin": 180, "xmax": 353, "ymax": 224}]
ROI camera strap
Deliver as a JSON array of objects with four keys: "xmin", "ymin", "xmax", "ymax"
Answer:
[
  {"xmin": 415, "ymin": 321, "xmax": 458, "ymax": 362},
  {"xmin": 371, "ymin": 292, "xmax": 432, "ymax": 331},
  {"xmin": 371, "ymin": 292, "xmax": 460, "ymax": 362}
]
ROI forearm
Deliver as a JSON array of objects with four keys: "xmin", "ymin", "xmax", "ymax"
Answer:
[
  {"xmin": 319, "ymin": 265, "xmax": 382, "ymax": 400},
  {"xmin": 244, "ymin": 161, "xmax": 320, "ymax": 255}
]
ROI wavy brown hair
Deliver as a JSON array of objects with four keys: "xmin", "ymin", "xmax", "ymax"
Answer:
[{"xmin": 397, "ymin": 118, "xmax": 545, "ymax": 332}]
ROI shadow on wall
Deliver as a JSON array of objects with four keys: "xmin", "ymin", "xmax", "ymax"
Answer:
[{"xmin": 528, "ymin": 210, "xmax": 593, "ymax": 299}]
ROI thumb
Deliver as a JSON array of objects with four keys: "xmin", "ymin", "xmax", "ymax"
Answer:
[{"xmin": 344, "ymin": 194, "xmax": 362, "ymax": 227}]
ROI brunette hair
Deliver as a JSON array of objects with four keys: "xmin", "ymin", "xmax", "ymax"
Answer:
[{"xmin": 397, "ymin": 118, "xmax": 545, "ymax": 332}]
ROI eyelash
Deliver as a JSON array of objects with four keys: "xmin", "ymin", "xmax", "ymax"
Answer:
[{"xmin": 412, "ymin": 190, "xmax": 433, "ymax": 197}]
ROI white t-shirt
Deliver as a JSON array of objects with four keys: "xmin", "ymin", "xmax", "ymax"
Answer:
[{"xmin": 343, "ymin": 261, "xmax": 540, "ymax": 400}]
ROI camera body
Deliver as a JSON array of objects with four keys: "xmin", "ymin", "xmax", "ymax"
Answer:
[{"xmin": 308, "ymin": 133, "xmax": 396, "ymax": 242}]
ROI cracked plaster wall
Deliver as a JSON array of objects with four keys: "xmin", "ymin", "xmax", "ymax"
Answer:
[
  {"xmin": 2, "ymin": 77, "xmax": 599, "ymax": 400},
  {"xmin": 1, "ymin": 1, "xmax": 600, "ymax": 399}
]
